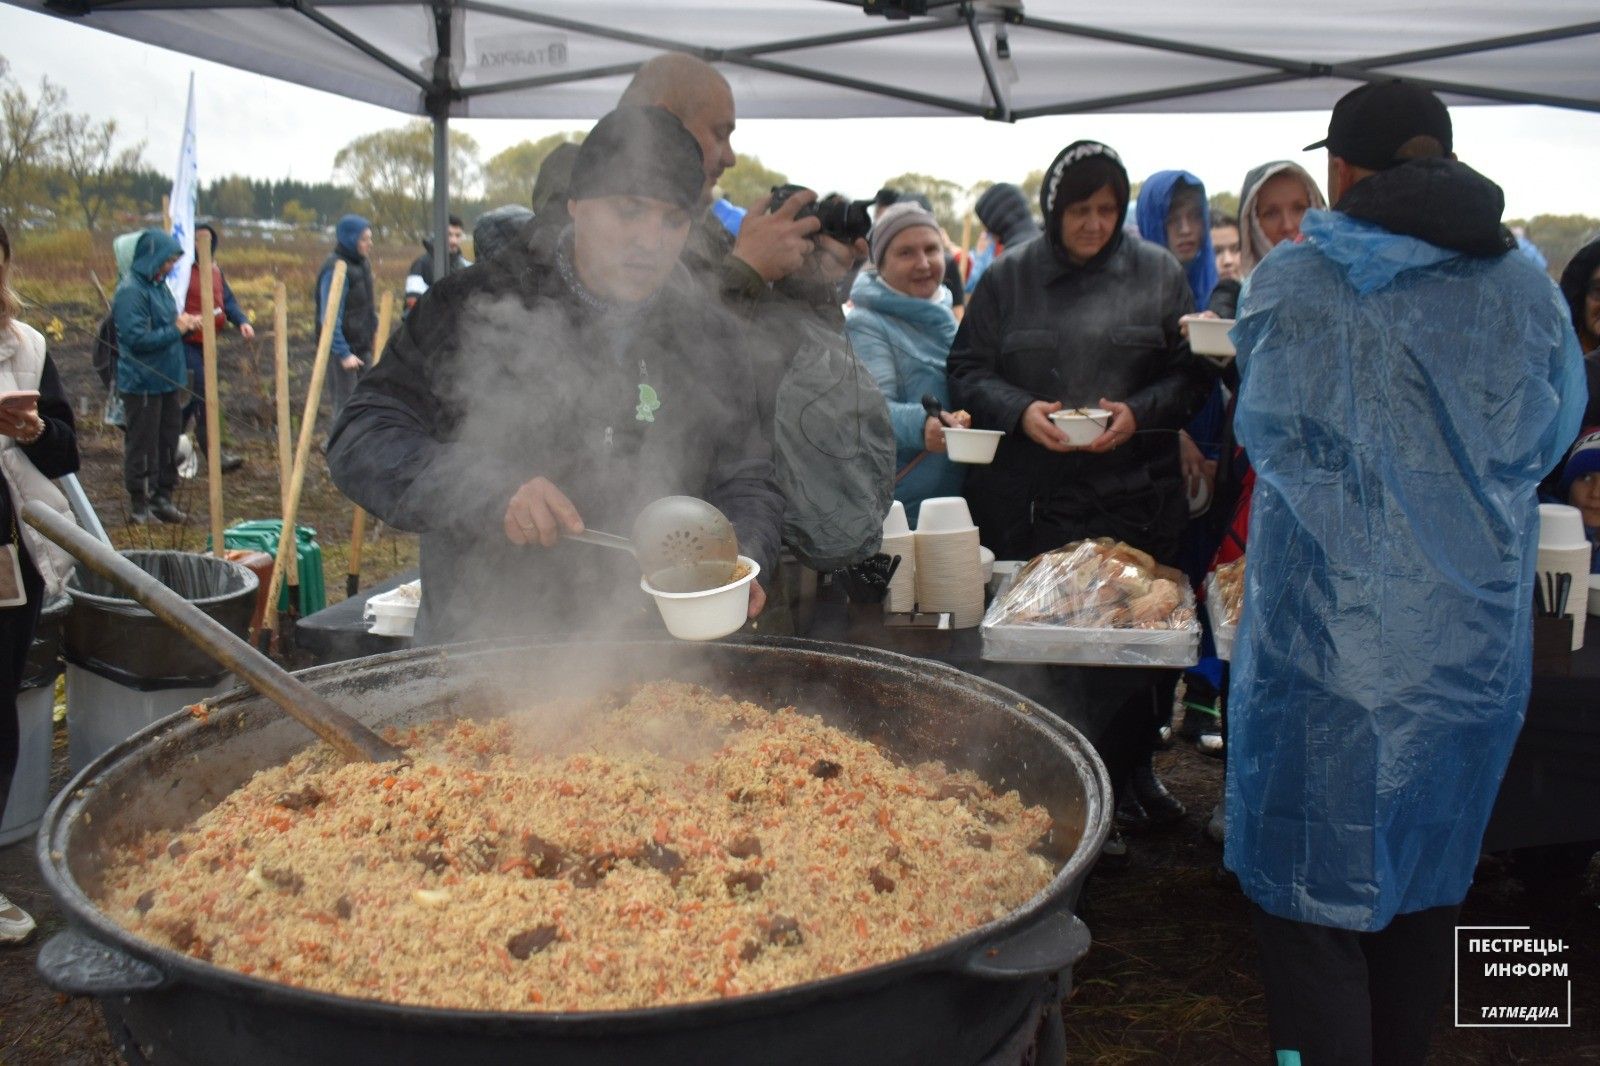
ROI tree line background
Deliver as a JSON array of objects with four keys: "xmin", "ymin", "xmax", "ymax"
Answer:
[{"xmin": 4, "ymin": 53, "xmax": 1596, "ymax": 274}]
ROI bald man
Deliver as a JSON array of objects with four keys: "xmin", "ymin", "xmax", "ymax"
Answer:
[{"xmin": 616, "ymin": 53, "xmax": 826, "ymax": 287}]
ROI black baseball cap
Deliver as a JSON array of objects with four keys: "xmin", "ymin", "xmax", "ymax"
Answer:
[{"xmin": 1304, "ymin": 81, "xmax": 1453, "ymax": 170}]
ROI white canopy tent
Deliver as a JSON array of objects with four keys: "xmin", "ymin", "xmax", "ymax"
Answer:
[{"xmin": 13, "ymin": 0, "xmax": 1598, "ymax": 273}]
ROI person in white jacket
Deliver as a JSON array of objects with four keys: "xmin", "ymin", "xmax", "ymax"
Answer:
[{"xmin": 0, "ymin": 221, "xmax": 81, "ymax": 945}]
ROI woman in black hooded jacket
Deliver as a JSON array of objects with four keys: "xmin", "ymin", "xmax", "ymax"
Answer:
[
  {"xmin": 949, "ymin": 140, "xmax": 1214, "ymax": 842},
  {"xmin": 1557, "ymin": 234, "xmax": 1600, "ymax": 426}
]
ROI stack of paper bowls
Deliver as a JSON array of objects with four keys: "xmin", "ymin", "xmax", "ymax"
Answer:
[
  {"xmin": 914, "ymin": 497, "xmax": 985, "ymax": 628},
  {"xmin": 881, "ymin": 501, "xmax": 917, "ymax": 613},
  {"xmin": 1536, "ymin": 503, "xmax": 1589, "ymax": 651}
]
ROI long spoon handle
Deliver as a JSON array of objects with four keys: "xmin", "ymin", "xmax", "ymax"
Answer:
[
  {"xmin": 23, "ymin": 502, "xmax": 406, "ymax": 764},
  {"xmin": 565, "ymin": 528, "xmax": 637, "ymax": 555}
]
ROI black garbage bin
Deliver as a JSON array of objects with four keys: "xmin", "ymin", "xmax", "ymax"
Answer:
[{"xmin": 64, "ymin": 551, "xmax": 256, "ymax": 772}]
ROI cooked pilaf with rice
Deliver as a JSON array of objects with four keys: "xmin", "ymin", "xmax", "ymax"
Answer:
[{"xmin": 98, "ymin": 681, "xmax": 1057, "ymax": 1012}]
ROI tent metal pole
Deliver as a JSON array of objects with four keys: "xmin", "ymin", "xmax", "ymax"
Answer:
[
  {"xmin": 429, "ymin": 0, "xmax": 451, "ymax": 283},
  {"xmin": 460, "ymin": 61, "xmax": 644, "ymax": 99},
  {"xmin": 1013, "ymin": 70, "xmax": 1301, "ymax": 120},
  {"xmin": 727, "ymin": 53, "xmax": 990, "ymax": 116},
  {"xmin": 962, "ymin": 1, "xmax": 1009, "ymax": 121},
  {"xmin": 457, "ymin": 0, "xmax": 986, "ymax": 114},
  {"xmin": 291, "ymin": 0, "xmax": 433, "ymax": 92},
  {"xmin": 432, "ymin": 112, "xmax": 448, "ymax": 283},
  {"xmin": 1347, "ymin": 21, "xmax": 1600, "ymax": 70}
]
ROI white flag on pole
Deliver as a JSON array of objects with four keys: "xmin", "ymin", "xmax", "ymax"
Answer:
[{"xmin": 166, "ymin": 74, "xmax": 198, "ymax": 305}]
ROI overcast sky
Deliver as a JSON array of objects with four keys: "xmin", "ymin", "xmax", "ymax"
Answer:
[{"xmin": 6, "ymin": 7, "xmax": 1600, "ymax": 223}]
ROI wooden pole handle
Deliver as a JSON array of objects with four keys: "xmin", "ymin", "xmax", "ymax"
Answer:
[
  {"xmin": 262, "ymin": 260, "xmax": 344, "ymax": 638},
  {"xmin": 272, "ymin": 283, "xmax": 298, "ymax": 609},
  {"xmin": 197, "ymin": 235, "xmax": 224, "ymax": 557}
]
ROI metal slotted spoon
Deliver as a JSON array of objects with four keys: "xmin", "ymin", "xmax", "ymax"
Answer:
[{"xmin": 565, "ymin": 495, "xmax": 739, "ymax": 593}]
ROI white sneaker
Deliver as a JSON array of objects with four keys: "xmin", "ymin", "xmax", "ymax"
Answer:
[
  {"xmin": 1205, "ymin": 800, "xmax": 1226, "ymax": 846},
  {"xmin": 0, "ymin": 890, "xmax": 36, "ymax": 945}
]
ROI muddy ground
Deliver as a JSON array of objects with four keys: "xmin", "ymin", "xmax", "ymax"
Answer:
[{"xmin": 0, "ymin": 337, "xmax": 1595, "ymax": 1063}]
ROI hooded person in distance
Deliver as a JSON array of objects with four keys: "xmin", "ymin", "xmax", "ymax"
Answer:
[{"xmin": 316, "ymin": 213, "xmax": 378, "ymax": 419}]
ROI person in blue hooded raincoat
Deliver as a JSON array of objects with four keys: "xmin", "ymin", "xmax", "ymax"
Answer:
[
  {"xmin": 113, "ymin": 229, "xmax": 200, "ymax": 524},
  {"xmin": 1135, "ymin": 171, "xmax": 1234, "ymax": 760},
  {"xmin": 316, "ymin": 214, "xmax": 378, "ymax": 419},
  {"xmin": 1225, "ymin": 82, "xmax": 1586, "ymax": 1066},
  {"xmin": 846, "ymin": 202, "xmax": 967, "ymax": 525},
  {"xmin": 1135, "ymin": 171, "xmax": 1216, "ymax": 311}
]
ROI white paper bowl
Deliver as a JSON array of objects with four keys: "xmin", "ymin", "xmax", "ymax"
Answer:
[
  {"xmin": 642, "ymin": 556, "xmax": 759, "ymax": 641},
  {"xmin": 1049, "ymin": 409, "xmax": 1111, "ymax": 447},
  {"xmin": 882, "ymin": 499, "xmax": 911, "ymax": 537},
  {"xmin": 943, "ymin": 427, "xmax": 1004, "ymax": 464},
  {"xmin": 1184, "ymin": 315, "xmax": 1237, "ymax": 358},
  {"xmin": 1538, "ymin": 503, "xmax": 1588, "ymax": 549},
  {"xmin": 363, "ymin": 583, "xmax": 421, "ymax": 638},
  {"xmin": 916, "ymin": 496, "xmax": 976, "ymax": 533},
  {"xmin": 978, "ymin": 545, "xmax": 995, "ymax": 584}
]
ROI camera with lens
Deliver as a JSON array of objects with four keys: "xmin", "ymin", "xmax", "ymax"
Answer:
[{"xmin": 768, "ymin": 184, "xmax": 874, "ymax": 245}]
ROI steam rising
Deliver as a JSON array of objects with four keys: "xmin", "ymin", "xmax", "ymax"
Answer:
[{"xmin": 402, "ymin": 233, "xmax": 778, "ymax": 646}]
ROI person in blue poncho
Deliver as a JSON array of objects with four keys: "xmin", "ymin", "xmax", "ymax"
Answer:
[
  {"xmin": 846, "ymin": 202, "xmax": 968, "ymax": 525},
  {"xmin": 1226, "ymin": 82, "xmax": 1587, "ymax": 1066}
]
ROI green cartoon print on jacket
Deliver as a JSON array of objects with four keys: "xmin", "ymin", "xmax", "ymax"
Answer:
[{"xmin": 636, "ymin": 383, "xmax": 661, "ymax": 423}]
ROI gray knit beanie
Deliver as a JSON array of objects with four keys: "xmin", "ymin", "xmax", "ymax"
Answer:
[{"xmin": 870, "ymin": 202, "xmax": 941, "ymax": 268}]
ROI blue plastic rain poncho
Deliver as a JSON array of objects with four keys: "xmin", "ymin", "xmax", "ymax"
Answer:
[
  {"xmin": 1135, "ymin": 170, "xmax": 1217, "ymax": 310},
  {"xmin": 846, "ymin": 269, "xmax": 961, "ymax": 525},
  {"xmin": 1224, "ymin": 188, "xmax": 1586, "ymax": 931}
]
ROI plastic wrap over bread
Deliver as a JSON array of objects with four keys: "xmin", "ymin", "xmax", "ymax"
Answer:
[
  {"xmin": 981, "ymin": 539, "xmax": 1201, "ymax": 667},
  {"xmin": 986, "ymin": 539, "xmax": 1196, "ymax": 629},
  {"xmin": 1205, "ymin": 559, "xmax": 1243, "ymax": 661},
  {"xmin": 1211, "ymin": 558, "xmax": 1244, "ymax": 628}
]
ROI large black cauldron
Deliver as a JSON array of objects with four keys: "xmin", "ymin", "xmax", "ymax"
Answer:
[{"xmin": 37, "ymin": 638, "xmax": 1109, "ymax": 1066}]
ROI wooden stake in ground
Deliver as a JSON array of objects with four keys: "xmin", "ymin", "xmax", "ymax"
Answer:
[
  {"xmin": 88, "ymin": 270, "xmax": 110, "ymax": 310},
  {"xmin": 960, "ymin": 212, "xmax": 975, "ymax": 284},
  {"xmin": 197, "ymin": 233, "xmax": 224, "ymax": 557},
  {"xmin": 346, "ymin": 290, "xmax": 393, "ymax": 598},
  {"xmin": 272, "ymin": 282, "xmax": 300, "ymax": 620},
  {"xmin": 260, "ymin": 260, "xmax": 345, "ymax": 652}
]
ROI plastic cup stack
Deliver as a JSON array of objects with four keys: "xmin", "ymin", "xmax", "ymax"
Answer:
[
  {"xmin": 881, "ymin": 501, "xmax": 917, "ymax": 613},
  {"xmin": 1536, "ymin": 503, "xmax": 1588, "ymax": 651},
  {"xmin": 913, "ymin": 497, "xmax": 985, "ymax": 628}
]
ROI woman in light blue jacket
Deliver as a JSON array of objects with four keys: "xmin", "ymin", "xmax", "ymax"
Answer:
[{"xmin": 846, "ymin": 203, "xmax": 968, "ymax": 526}]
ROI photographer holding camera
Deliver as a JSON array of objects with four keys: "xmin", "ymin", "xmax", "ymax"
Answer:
[{"xmin": 724, "ymin": 184, "xmax": 873, "ymax": 319}]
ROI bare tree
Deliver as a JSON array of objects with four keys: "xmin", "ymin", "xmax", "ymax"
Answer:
[
  {"xmin": 334, "ymin": 121, "xmax": 478, "ymax": 243},
  {"xmin": 55, "ymin": 111, "xmax": 144, "ymax": 232},
  {"xmin": 482, "ymin": 130, "xmax": 584, "ymax": 207},
  {"xmin": 0, "ymin": 59, "xmax": 66, "ymax": 219}
]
